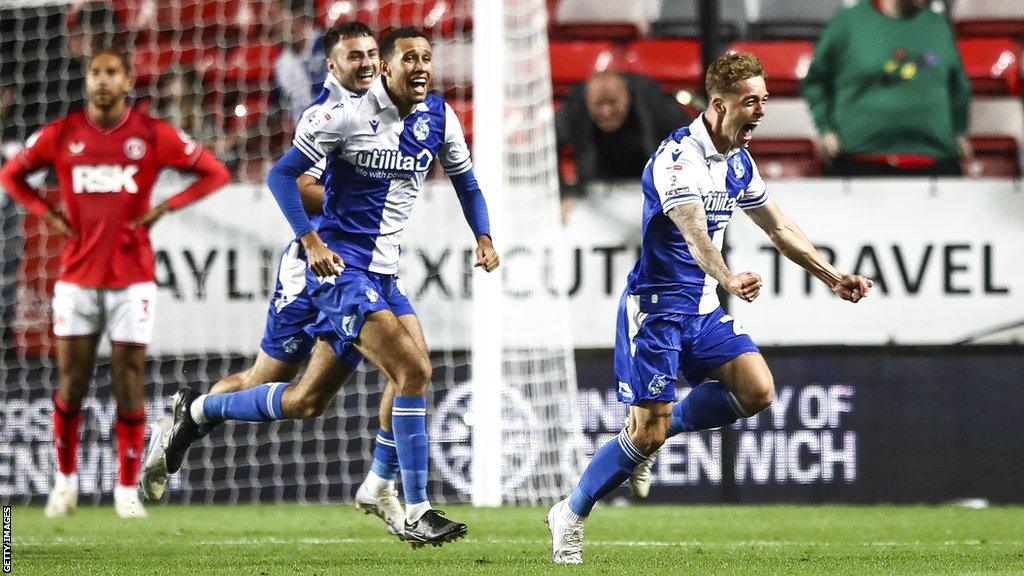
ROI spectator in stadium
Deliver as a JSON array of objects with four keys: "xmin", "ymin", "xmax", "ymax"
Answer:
[
  {"xmin": 556, "ymin": 70, "xmax": 690, "ymax": 219},
  {"xmin": 274, "ymin": 0, "xmax": 322, "ymax": 124},
  {"xmin": 0, "ymin": 50, "xmax": 230, "ymax": 519},
  {"xmin": 150, "ymin": 66, "xmax": 242, "ymax": 176},
  {"xmin": 801, "ymin": 0, "xmax": 973, "ymax": 177}
]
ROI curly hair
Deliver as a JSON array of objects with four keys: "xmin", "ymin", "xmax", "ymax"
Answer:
[{"xmin": 705, "ymin": 52, "xmax": 765, "ymax": 96}]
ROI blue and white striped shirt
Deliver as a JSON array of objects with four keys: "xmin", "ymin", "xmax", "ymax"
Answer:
[
  {"xmin": 294, "ymin": 77, "xmax": 476, "ymax": 274},
  {"xmin": 627, "ymin": 114, "xmax": 769, "ymax": 314}
]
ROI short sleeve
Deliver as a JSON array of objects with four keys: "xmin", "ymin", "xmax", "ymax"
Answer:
[
  {"xmin": 651, "ymin": 141, "xmax": 703, "ymax": 214},
  {"xmin": 738, "ymin": 153, "xmax": 769, "ymax": 211},
  {"xmin": 298, "ymin": 103, "xmax": 347, "ymax": 160},
  {"xmin": 440, "ymin": 103, "xmax": 472, "ymax": 176},
  {"xmin": 155, "ymin": 121, "xmax": 203, "ymax": 169}
]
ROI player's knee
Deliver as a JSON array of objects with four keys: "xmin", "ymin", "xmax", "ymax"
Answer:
[
  {"xmin": 740, "ymin": 374, "xmax": 774, "ymax": 415},
  {"xmin": 396, "ymin": 354, "xmax": 432, "ymax": 395},
  {"xmin": 630, "ymin": 426, "xmax": 667, "ymax": 455},
  {"xmin": 111, "ymin": 363, "xmax": 143, "ymax": 387},
  {"xmin": 58, "ymin": 373, "xmax": 90, "ymax": 403}
]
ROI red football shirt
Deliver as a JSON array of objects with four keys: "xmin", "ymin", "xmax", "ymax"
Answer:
[{"xmin": 12, "ymin": 108, "xmax": 206, "ymax": 288}]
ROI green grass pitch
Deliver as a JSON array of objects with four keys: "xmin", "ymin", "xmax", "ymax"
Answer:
[{"xmin": 13, "ymin": 503, "xmax": 1024, "ymax": 575}]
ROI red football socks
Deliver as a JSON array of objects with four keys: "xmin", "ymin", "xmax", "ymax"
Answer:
[
  {"xmin": 52, "ymin": 393, "xmax": 82, "ymax": 475},
  {"xmin": 115, "ymin": 407, "xmax": 146, "ymax": 487}
]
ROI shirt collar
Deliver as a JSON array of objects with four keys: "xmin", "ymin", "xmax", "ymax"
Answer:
[
  {"xmin": 369, "ymin": 77, "xmax": 396, "ymax": 111},
  {"xmin": 323, "ymin": 74, "xmax": 346, "ymax": 97},
  {"xmin": 690, "ymin": 113, "xmax": 744, "ymax": 160}
]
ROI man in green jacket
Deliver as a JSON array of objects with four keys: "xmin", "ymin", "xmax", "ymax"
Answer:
[{"xmin": 802, "ymin": 0, "xmax": 972, "ymax": 176}]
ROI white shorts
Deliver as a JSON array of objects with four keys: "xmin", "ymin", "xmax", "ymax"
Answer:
[{"xmin": 52, "ymin": 281, "xmax": 156, "ymax": 345}]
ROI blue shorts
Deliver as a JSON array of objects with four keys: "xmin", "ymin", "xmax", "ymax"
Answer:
[
  {"xmin": 613, "ymin": 291, "xmax": 759, "ymax": 405},
  {"xmin": 306, "ymin": 267, "xmax": 416, "ymax": 359},
  {"xmin": 260, "ymin": 242, "xmax": 362, "ymax": 369}
]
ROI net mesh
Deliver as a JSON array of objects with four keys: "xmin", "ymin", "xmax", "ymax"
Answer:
[{"xmin": 0, "ymin": 0, "xmax": 580, "ymax": 506}]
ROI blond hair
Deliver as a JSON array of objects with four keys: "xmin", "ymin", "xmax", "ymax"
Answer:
[{"xmin": 705, "ymin": 52, "xmax": 765, "ymax": 96}]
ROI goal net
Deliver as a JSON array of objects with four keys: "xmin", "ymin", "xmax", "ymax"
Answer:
[{"xmin": 0, "ymin": 0, "xmax": 582, "ymax": 506}]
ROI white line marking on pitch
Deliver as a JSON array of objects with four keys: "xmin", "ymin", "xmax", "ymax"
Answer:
[{"xmin": 15, "ymin": 536, "xmax": 1022, "ymax": 548}]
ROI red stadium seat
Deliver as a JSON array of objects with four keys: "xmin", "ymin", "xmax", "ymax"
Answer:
[
  {"xmin": 133, "ymin": 44, "xmax": 220, "ymax": 85},
  {"xmin": 746, "ymin": 98, "xmax": 822, "ymax": 179},
  {"xmin": 549, "ymin": 41, "xmax": 620, "ymax": 97},
  {"xmin": 356, "ymin": 0, "xmax": 472, "ymax": 38},
  {"xmin": 957, "ymin": 38, "xmax": 1020, "ymax": 95},
  {"xmin": 622, "ymin": 39, "xmax": 702, "ymax": 93},
  {"xmin": 219, "ymin": 43, "xmax": 282, "ymax": 85},
  {"xmin": 727, "ymin": 40, "xmax": 815, "ymax": 96},
  {"xmin": 747, "ymin": 140, "xmax": 823, "ymax": 179},
  {"xmin": 967, "ymin": 97, "xmax": 1023, "ymax": 177},
  {"xmin": 550, "ymin": 0, "xmax": 648, "ymax": 40},
  {"xmin": 953, "ymin": 0, "xmax": 1024, "ymax": 39},
  {"xmin": 153, "ymin": 0, "xmax": 247, "ymax": 27}
]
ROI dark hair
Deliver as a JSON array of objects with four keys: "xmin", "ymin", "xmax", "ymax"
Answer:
[
  {"xmin": 88, "ymin": 49, "xmax": 132, "ymax": 76},
  {"xmin": 322, "ymin": 21, "xmax": 375, "ymax": 58},
  {"xmin": 379, "ymin": 27, "xmax": 429, "ymax": 60},
  {"xmin": 705, "ymin": 52, "xmax": 765, "ymax": 96}
]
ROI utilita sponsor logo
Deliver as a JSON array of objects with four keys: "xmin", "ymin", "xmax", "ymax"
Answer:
[
  {"xmin": 354, "ymin": 149, "xmax": 432, "ymax": 176},
  {"xmin": 71, "ymin": 164, "xmax": 139, "ymax": 194}
]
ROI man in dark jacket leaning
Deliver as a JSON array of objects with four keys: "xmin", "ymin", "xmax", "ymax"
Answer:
[{"xmin": 556, "ymin": 71, "xmax": 690, "ymax": 219}]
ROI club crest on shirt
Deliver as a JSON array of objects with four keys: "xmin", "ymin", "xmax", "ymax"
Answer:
[
  {"xmin": 413, "ymin": 115, "xmax": 430, "ymax": 141},
  {"xmin": 731, "ymin": 155, "xmax": 745, "ymax": 179},
  {"xmin": 68, "ymin": 141, "xmax": 85, "ymax": 155},
  {"xmin": 124, "ymin": 137, "xmax": 146, "ymax": 160}
]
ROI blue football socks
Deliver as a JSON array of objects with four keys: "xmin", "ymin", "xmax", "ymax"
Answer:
[
  {"xmin": 568, "ymin": 428, "xmax": 651, "ymax": 517},
  {"xmin": 370, "ymin": 429, "xmax": 400, "ymax": 480},
  {"xmin": 667, "ymin": 380, "xmax": 749, "ymax": 436},
  {"xmin": 199, "ymin": 383, "xmax": 289, "ymax": 424},
  {"xmin": 392, "ymin": 396, "xmax": 429, "ymax": 505}
]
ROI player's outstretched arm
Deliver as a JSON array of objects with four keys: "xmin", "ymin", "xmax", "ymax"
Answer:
[
  {"xmin": 667, "ymin": 203, "xmax": 762, "ymax": 302},
  {"xmin": 745, "ymin": 199, "xmax": 872, "ymax": 303}
]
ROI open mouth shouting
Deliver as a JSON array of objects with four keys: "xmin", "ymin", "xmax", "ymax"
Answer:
[
  {"xmin": 409, "ymin": 75, "xmax": 429, "ymax": 97},
  {"xmin": 740, "ymin": 121, "xmax": 760, "ymax": 141}
]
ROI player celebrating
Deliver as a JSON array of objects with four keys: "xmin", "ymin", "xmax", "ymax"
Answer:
[
  {"xmin": 546, "ymin": 52, "xmax": 874, "ymax": 564},
  {"xmin": 158, "ymin": 27, "xmax": 497, "ymax": 546},
  {"xmin": 0, "ymin": 50, "xmax": 230, "ymax": 519},
  {"xmin": 138, "ymin": 21, "xmax": 408, "ymax": 536}
]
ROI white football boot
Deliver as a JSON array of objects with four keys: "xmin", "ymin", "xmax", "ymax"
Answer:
[
  {"xmin": 114, "ymin": 485, "xmax": 148, "ymax": 518},
  {"xmin": 354, "ymin": 478, "xmax": 406, "ymax": 537},
  {"xmin": 43, "ymin": 473, "xmax": 78, "ymax": 518},
  {"xmin": 138, "ymin": 417, "xmax": 172, "ymax": 500},
  {"xmin": 546, "ymin": 498, "xmax": 585, "ymax": 564},
  {"xmin": 630, "ymin": 454, "xmax": 656, "ymax": 499}
]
